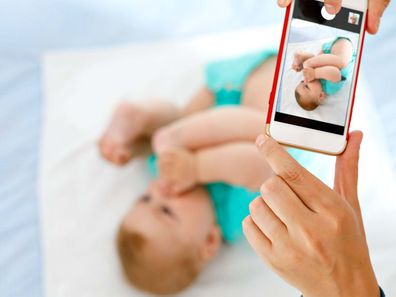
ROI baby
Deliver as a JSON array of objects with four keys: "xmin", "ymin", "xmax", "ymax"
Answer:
[
  {"xmin": 292, "ymin": 37, "xmax": 356, "ymax": 111},
  {"xmin": 99, "ymin": 50, "xmax": 313, "ymax": 294}
]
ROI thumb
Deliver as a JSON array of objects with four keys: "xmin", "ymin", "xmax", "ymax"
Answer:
[
  {"xmin": 367, "ymin": 0, "xmax": 390, "ymax": 34},
  {"xmin": 324, "ymin": 0, "xmax": 342, "ymax": 15},
  {"xmin": 334, "ymin": 131, "xmax": 363, "ymax": 212}
]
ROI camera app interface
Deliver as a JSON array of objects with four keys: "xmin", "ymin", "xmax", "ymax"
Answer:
[{"xmin": 275, "ymin": 0, "xmax": 363, "ymax": 135}]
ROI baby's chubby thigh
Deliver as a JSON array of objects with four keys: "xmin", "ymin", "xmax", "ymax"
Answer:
[
  {"xmin": 152, "ymin": 106, "xmax": 265, "ymax": 153},
  {"xmin": 331, "ymin": 39, "xmax": 354, "ymax": 68}
]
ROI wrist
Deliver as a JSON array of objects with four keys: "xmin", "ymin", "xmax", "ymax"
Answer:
[
  {"xmin": 337, "ymin": 264, "xmax": 379, "ymax": 297},
  {"xmin": 304, "ymin": 258, "xmax": 379, "ymax": 297}
]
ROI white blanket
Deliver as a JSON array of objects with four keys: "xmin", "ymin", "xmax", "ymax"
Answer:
[{"xmin": 40, "ymin": 26, "xmax": 396, "ymax": 297}]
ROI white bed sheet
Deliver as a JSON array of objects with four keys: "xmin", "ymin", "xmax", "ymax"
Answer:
[{"xmin": 40, "ymin": 26, "xmax": 396, "ymax": 297}]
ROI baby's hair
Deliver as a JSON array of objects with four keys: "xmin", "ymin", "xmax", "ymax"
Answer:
[
  {"xmin": 117, "ymin": 224, "xmax": 201, "ymax": 295},
  {"xmin": 295, "ymin": 89, "xmax": 319, "ymax": 111}
]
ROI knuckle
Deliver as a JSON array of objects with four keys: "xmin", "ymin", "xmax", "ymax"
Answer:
[
  {"xmin": 328, "ymin": 212, "xmax": 347, "ymax": 234},
  {"xmin": 249, "ymin": 197, "xmax": 263, "ymax": 214},
  {"xmin": 281, "ymin": 163, "xmax": 304, "ymax": 185},
  {"xmin": 260, "ymin": 177, "xmax": 281, "ymax": 195}
]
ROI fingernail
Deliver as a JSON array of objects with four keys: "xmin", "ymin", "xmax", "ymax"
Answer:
[{"xmin": 256, "ymin": 134, "xmax": 268, "ymax": 148}]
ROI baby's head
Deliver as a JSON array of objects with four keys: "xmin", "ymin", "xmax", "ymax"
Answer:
[
  {"xmin": 295, "ymin": 80, "xmax": 325, "ymax": 111},
  {"xmin": 117, "ymin": 181, "xmax": 221, "ymax": 295}
]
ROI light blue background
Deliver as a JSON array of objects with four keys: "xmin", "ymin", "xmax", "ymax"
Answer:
[{"xmin": 0, "ymin": 1, "xmax": 395, "ymax": 296}]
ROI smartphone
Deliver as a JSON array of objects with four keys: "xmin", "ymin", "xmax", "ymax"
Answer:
[{"xmin": 266, "ymin": 0, "xmax": 367, "ymax": 155}]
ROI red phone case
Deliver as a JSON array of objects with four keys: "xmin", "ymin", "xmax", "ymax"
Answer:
[{"xmin": 266, "ymin": 4, "xmax": 367, "ymax": 142}]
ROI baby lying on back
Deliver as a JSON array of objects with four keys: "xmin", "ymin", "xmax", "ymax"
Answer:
[
  {"xmin": 293, "ymin": 37, "xmax": 356, "ymax": 111},
  {"xmin": 99, "ymin": 50, "xmax": 317, "ymax": 294}
]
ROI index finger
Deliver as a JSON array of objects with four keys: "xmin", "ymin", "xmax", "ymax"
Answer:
[{"xmin": 256, "ymin": 134, "xmax": 332, "ymax": 212}]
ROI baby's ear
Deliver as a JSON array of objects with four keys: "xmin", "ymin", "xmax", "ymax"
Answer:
[
  {"xmin": 199, "ymin": 225, "xmax": 222, "ymax": 262},
  {"xmin": 318, "ymin": 91, "xmax": 326, "ymax": 103}
]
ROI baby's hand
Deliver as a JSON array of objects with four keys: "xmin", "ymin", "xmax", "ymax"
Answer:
[
  {"xmin": 158, "ymin": 147, "xmax": 198, "ymax": 194},
  {"xmin": 303, "ymin": 67, "xmax": 316, "ymax": 83}
]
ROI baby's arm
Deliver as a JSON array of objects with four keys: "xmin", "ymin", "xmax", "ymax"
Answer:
[
  {"xmin": 314, "ymin": 66, "xmax": 342, "ymax": 83},
  {"xmin": 153, "ymin": 106, "xmax": 265, "ymax": 153},
  {"xmin": 197, "ymin": 142, "xmax": 272, "ymax": 190},
  {"xmin": 158, "ymin": 142, "xmax": 272, "ymax": 193},
  {"xmin": 304, "ymin": 54, "xmax": 344, "ymax": 70}
]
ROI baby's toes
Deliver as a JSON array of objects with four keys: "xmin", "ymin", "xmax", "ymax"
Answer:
[
  {"xmin": 99, "ymin": 137, "xmax": 116, "ymax": 161},
  {"xmin": 99, "ymin": 136, "xmax": 132, "ymax": 165},
  {"xmin": 111, "ymin": 148, "xmax": 133, "ymax": 166}
]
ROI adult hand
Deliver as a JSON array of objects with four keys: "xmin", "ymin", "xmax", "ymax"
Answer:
[
  {"xmin": 243, "ymin": 132, "xmax": 380, "ymax": 297},
  {"xmin": 277, "ymin": 0, "xmax": 390, "ymax": 34}
]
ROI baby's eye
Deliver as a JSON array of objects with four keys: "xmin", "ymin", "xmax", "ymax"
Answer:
[{"xmin": 161, "ymin": 206, "xmax": 174, "ymax": 217}]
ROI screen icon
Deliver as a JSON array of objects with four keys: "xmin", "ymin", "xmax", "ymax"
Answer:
[{"xmin": 348, "ymin": 12, "xmax": 360, "ymax": 25}]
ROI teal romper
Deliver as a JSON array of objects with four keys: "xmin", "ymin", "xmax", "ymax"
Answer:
[
  {"xmin": 320, "ymin": 37, "xmax": 356, "ymax": 96},
  {"xmin": 148, "ymin": 50, "xmax": 331, "ymax": 244}
]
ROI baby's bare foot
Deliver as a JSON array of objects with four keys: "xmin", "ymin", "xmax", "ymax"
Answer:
[
  {"xmin": 99, "ymin": 102, "xmax": 151, "ymax": 165},
  {"xmin": 158, "ymin": 147, "xmax": 197, "ymax": 194},
  {"xmin": 292, "ymin": 51, "xmax": 305, "ymax": 72},
  {"xmin": 293, "ymin": 51, "xmax": 314, "ymax": 72}
]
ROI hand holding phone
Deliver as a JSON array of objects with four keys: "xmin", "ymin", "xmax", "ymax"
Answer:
[{"xmin": 267, "ymin": 0, "xmax": 367, "ymax": 155}]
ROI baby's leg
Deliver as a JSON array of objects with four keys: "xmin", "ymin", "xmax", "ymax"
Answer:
[
  {"xmin": 293, "ymin": 51, "xmax": 315, "ymax": 72},
  {"xmin": 304, "ymin": 40, "xmax": 353, "ymax": 70},
  {"xmin": 99, "ymin": 87, "xmax": 214, "ymax": 165},
  {"xmin": 99, "ymin": 101, "xmax": 180, "ymax": 165},
  {"xmin": 158, "ymin": 142, "xmax": 272, "ymax": 193},
  {"xmin": 331, "ymin": 38, "xmax": 354, "ymax": 69},
  {"xmin": 242, "ymin": 55, "xmax": 277, "ymax": 111},
  {"xmin": 152, "ymin": 106, "xmax": 265, "ymax": 153}
]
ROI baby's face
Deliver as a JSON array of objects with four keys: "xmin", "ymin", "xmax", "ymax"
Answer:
[
  {"xmin": 122, "ymin": 181, "xmax": 217, "ymax": 256},
  {"xmin": 296, "ymin": 80, "xmax": 325, "ymax": 110}
]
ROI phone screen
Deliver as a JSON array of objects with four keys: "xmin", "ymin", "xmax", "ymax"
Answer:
[{"xmin": 274, "ymin": 0, "xmax": 364, "ymax": 135}]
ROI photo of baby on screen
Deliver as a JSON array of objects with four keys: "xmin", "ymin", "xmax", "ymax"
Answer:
[
  {"xmin": 276, "ymin": 18, "xmax": 359, "ymax": 128},
  {"xmin": 293, "ymin": 37, "xmax": 356, "ymax": 111}
]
